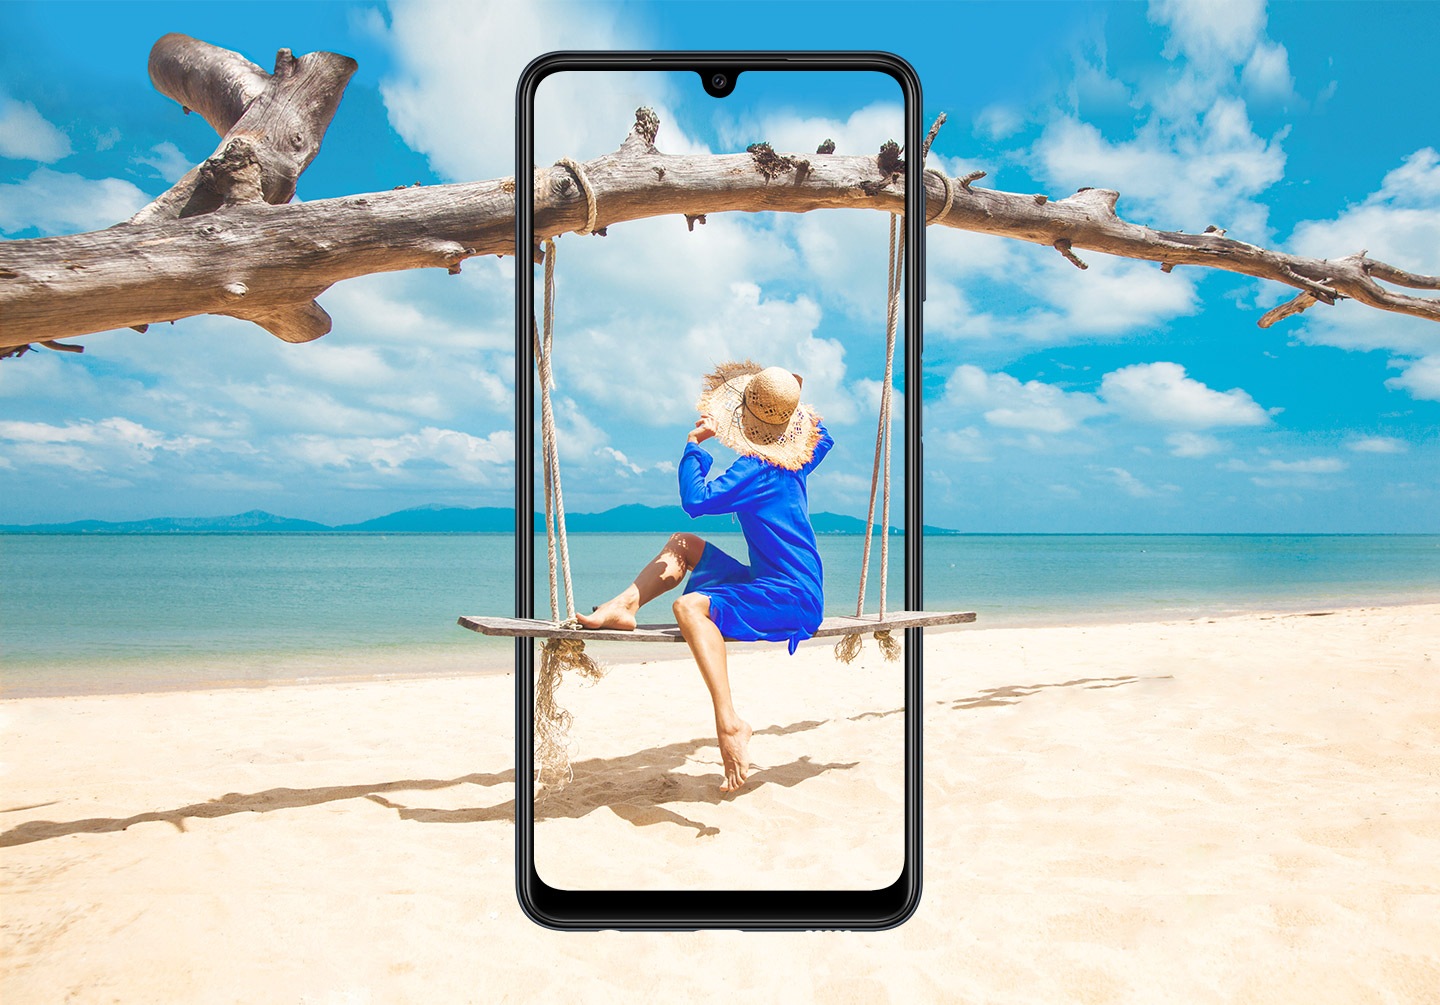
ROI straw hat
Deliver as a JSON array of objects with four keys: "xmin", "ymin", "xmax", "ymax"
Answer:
[{"xmin": 696, "ymin": 360, "xmax": 823, "ymax": 471}]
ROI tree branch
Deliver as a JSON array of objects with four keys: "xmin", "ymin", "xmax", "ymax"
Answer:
[
  {"xmin": 82, "ymin": 33, "xmax": 355, "ymax": 346},
  {"xmin": 918, "ymin": 178, "xmax": 1440, "ymax": 327},
  {"xmin": 133, "ymin": 34, "xmax": 357, "ymax": 224},
  {"xmin": 1, "ymin": 35, "xmax": 1436, "ymax": 353}
]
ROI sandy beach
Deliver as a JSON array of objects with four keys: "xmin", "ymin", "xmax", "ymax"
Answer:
[{"xmin": 2, "ymin": 603, "xmax": 1437, "ymax": 1002}]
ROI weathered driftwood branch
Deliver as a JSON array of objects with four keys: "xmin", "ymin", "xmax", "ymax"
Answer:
[
  {"xmin": 1, "ymin": 36, "xmax": 1437, "ymax": 353},
  {"xmin": 0, "ymin": 339, "xmax": 84, "ymax": 361},
  {"xmin": 0, "ymin": 128, "xmax": 902, "ymax": 349},
  {"xmin": 1053, "ymin": 238, "xmax": 1089, "ymax": 271},
  {"xmin": 134, "ymin": 34, "xmax": 357, "ymax": 224},
  {"xmin": 72, "ymin": 34, "xmax": 358, "ymax": 346}
]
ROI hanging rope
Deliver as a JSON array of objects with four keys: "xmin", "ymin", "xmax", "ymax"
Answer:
[
  {"xmin": 532, "ymin": 225, "xmax": 604, "ymax": 790},
  {"xmin": 836, "ymin": 211, "xmax": 905, "ymax": 664},
  {"xmin": 873, "ymin": 213, "xmax": 903, "ymax": 662},
  {"xmin": 537, "ymin": 238, "xmax": 577, "ymax": 620}
]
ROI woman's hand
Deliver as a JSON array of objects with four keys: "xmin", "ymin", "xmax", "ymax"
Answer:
[{"xmin": 688, "ymin": 413, "xmax": 718, "ymax": 444}]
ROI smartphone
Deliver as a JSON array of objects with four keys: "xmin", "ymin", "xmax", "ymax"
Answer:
[{"xmin": 514, "ymin": 51, "xmax": 923, "ymax": 929}]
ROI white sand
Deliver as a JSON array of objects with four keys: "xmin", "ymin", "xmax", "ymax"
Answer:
[{"xmin": 2, "ymin": 604, "xmax": 1438, "ymax": 1003}]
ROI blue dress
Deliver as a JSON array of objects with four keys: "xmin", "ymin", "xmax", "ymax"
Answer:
[{"xmin": 678, "ymin": 425, "xmax": 834, "ymax": 654}]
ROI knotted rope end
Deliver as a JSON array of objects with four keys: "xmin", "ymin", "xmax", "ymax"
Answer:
[
  {"xmin": 534, "ymin": 629, "xmax": 608, "ymax": 790},
  {"xmin": 834, "ymin": 632, "xmax": 863, "ymax": 664},
  {"xmin": 874, "ymin": 629, "xmax": 902, "ymax": 662}
]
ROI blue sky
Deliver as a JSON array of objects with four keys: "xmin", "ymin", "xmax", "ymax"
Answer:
[{"xmin": 1, "ymin": 0, "xmax": 1437, "ymax": 532}]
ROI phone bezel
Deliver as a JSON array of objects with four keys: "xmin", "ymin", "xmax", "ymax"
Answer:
[{"xmin": 515, "ymin": 50, "xmax": 924, "ymax": 930}]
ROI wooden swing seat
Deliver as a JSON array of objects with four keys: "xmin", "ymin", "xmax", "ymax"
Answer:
[{"xmin": 458, "ymin": 609, "xmax": 976, "ymax": 643}]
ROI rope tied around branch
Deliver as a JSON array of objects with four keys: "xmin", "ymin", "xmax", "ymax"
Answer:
[
  {"xmin": 922, "ymin": 114, "xmax": 954, "ymax": 226},
  {"xmin": 925, "ymin": 168, "xmax": 954, "ymax": 224},
  {"xmin": 553, "ymin": 156, "xmax": 598, "ymax": 236}
]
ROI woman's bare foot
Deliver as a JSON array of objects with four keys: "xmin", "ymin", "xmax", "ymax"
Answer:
[
  {"xmin": 717, "ymin": 719, "xmax": 753, "ymax": 793},
  {"xmin": 575, "ymin": 592, "xmax": 638, "ymax": 631}
]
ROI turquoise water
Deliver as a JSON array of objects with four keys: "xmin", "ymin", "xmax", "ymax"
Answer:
[{"xmin": 2, "ymin": 533, "xmax": 1436, "ymax": 696}]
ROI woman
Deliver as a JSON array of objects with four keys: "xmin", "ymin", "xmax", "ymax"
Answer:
[{"xmin": 577, "ymin": 361, "xmax": 833, "ymax": 793}]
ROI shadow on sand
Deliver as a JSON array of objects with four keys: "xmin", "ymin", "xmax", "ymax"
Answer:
[
  {"xmin": 0, "ymin": 720, "xmax": 855, "ymax": 847},
  {"xmin": 945, "ymin": 674, "xmax": 1169, "ymax": 710},
  {"xmin": 0, "ymin": 674, "xmax": 1169, "ymax": 847}
]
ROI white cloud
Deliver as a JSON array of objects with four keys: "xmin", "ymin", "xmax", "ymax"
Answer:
[
  {"xmin": 1222, "ymin": 456, "xmax": 1346, "ymax": 475},
  {"xmin": 1069, "ymin": 56, "xmax": 1134, "ymax": 115},
  {"xmin": 1017, "ymin": 251, "xmax": 1201, "ymax": 339},
  {"xmin": 1149, "ymin": 0, "xmax": 1267, "ymax": 67},
  {"xmin": 222, "ymin": 380, "xmax": 421, "ymax": 437},
  {"xmin": 1167, "ymin": 431, "xmax": 1225, "ymax": 457},
  {"xmin": 1099, "ymin": 361, "xmax": 1271, "ymax": 428},
  {"xmin": 1217, "ymin": 452, "xmax": 1350, "ymax": 492},
  {"xmin": 534, "ymin": 72, "xmax": 707, "ymax": 168},
  {"xmin": 1347, "ymin": 436, "xmax": 1408, "ymax": 455},
  {"xmin": 1031, "ymin": 101, "xmax": 1284, "ymax": 235},
  {"xmin": 1102, "ymin": 465, "xmax": 1173, "ymax": 498},
  {"xmin": 939, "ymin": 361, "xmax": 1272, "ymax": 440},
  {"xmin": 0, "ymin": 167, "xmax": 150, "ymax": 235},
  {"xmin": 1377, "ymin": 147, "xmax": 1440, "ymax": 203},
  {"xmin": 136, "ymin": 141, "xmax": 193, "ymax": 183},
  {"xmin": 1024, "ymin": 0, "xmax": 1290, "ymax": 244},
  {"xmin": 1291, "ymin": 149, "xmax": 1440, "ymax": 275},
  {"xmin": 1288, "ymin": 149, "xmax": 1440, "ymax": 360},
  {"xmin": 280, "ymin": 343, "xmax": 401, "ymax": 390},
  {"xmin": 285, "ymin": 426, "xmax": 512, "ymax": 483},
  {"xmin": 597, "ymin": 446, "xmax": 646, "ymax": 475},
  {"xmin": 320, "ymin": 266, "xmax": 512, "ymax": 354},
  {"xmin": 537, "ymin": 397, "xmax": 594, "ymax": 462},
  {"xmin": 1241, "ymin": 41, "xmax": 1293, "ymax": 100},
  {"xmin": 716, "ymin": 101, "xmax": 903, "ymax": 158},
  {"xmin": 932, "ymin": 425, "xmax": 991, "ymax": 463},
  {"xmin": 1385, "ymin": 355, "xmax": 1440, "ymax": 402},
  {"xmin": 17, "ymin": 265, "xmax": 521, "ymax": 495},
  {"xmin": 536, "ymin": 215, "xmax": 864, "ymax": 429},
  {"xmin": 921, "ymin": 271, "xmax": 1003, "ymax": 341},
  {"xmin": 924, "ymin": 229, "xmax": 1200, "ymax": 347},
  {"xmin": 791, "ymin": 207, "xmax": 910, "ymax": 328},
  {"xmin": 975, "ymin": 105, "xmax": 1024, "ymax": 142},
  {"xmin": 944, "ymin": 364, "xmax": 1103, "ymax": 433},
  {"xmin": 850, "ymin": 379, "xmax": 904, "ymax": 427},
  {"xmin": 0, "ymin": 95, "xmax": 71, "ymax": 162},
  {"xmin": 376, "ymin": 1, "xmax": 660, "ymax": 180},
  {"xmin": 0, "ymin": 347, "xmax": 109, "ymax": 402},
  {"xmin": 0, "ymin": 417, "xmax": 206, "ymax": 472}
]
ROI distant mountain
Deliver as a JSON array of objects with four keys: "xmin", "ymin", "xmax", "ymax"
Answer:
[
  {"xmin": 0, "ymin": 509, "xmax": 330, "ymax": 534},
  {"xmin": 0, "ymin": 503, "xmax": 960, "ymax": 535},
  {"xmin": 336, "ymin": 505, "xmax": 513, "ymax": 533},
  {"xmin": 561, "ymin": 504, "xmax": 736, "ymax": 533},
  {"xmin": 811, "ymin": 512, "xmax": 961, "ymax": 535},
  {"xmin": 813, "ymin": 512, "xmax": 893, "ymax": 535}
]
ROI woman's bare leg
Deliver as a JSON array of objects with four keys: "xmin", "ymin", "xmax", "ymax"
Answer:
[
  {"xmin": 576, "ymin": 532, "xmax": 706, "ymax": 631},
  {"xmin": 672, "ymin": 592, "xmax": 752, "ymax": 793}
]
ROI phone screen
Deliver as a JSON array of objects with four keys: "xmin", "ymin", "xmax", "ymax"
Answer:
[{"xmin": 516, "ymin": 56, "xmax": 921, "ymax": 923}]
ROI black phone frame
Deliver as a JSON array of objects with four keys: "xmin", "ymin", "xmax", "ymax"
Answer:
[{"xmin": 516, "ymin": 50, "xmax": 924, "ymax": 930}]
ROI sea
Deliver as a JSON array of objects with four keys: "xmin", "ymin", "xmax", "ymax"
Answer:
[{"xmin": 2, "ymin": 532, "xmax": 1437, "ymax": 698}]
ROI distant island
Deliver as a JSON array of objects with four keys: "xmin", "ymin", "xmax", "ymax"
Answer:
[{"xmin": 0, "ymin": 504, "xmax": 961, "ymax": 535}]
